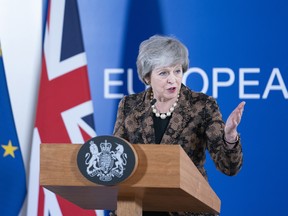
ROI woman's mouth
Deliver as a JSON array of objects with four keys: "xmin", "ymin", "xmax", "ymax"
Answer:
[{"xmin": 167, "ymin": 87, "xmax": 176, "ymax": 93}]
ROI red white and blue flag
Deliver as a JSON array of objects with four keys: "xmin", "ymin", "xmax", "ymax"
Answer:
[{"xmin": 27, "ymin": 0, "xmax": 106, "ymax": 215}]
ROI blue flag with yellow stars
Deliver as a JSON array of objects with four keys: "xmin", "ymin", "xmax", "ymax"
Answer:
[{"xmin": 0, "ymin": 43, "xmax": 26, "ymax": 215}]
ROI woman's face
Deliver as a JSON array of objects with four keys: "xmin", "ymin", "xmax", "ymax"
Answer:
[{"xmin": 147, "ymin": 64, "xmax": 183, "ymax": 102}]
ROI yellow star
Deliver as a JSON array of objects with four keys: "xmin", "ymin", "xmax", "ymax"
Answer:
[{"xmin": 1, "ymin": 140, "xmax": 18, "ymax": 158}]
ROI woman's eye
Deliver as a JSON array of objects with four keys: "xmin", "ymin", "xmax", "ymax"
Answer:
[
  {"xmin": 159, "ymin": 71, "xmax": 168, "ymax": 76},
  {"xmin": 175, "ymin": 69, "xmax": 182, "ymax": 74}
]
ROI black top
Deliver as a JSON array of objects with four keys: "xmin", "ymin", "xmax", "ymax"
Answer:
[{"xmin": 152, "ymin": 114, "xmax": 171, "ymax": 144}]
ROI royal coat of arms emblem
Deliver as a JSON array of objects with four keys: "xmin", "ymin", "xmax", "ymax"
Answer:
[{"xmin": 77, "ymin": 136, "xmax": 137, "ymax": 185}]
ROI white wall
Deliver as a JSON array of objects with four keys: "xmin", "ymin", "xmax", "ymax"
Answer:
[{"xmin": 0, "ymin": 0, "xmax": 43, "ymax": 213}]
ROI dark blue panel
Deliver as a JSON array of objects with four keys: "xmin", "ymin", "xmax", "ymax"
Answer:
[
  {"xmin": 61, "ymin": 0, "xmax": 84, "ymax": 61},
  {"xmin": 82, "ymin": 113, "xmax": 95, "ymax": 131}
]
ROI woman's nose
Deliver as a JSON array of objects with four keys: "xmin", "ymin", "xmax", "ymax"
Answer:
[{"xmin": 167, "ymin": 74, "xmax": 176, "ymax": 83}]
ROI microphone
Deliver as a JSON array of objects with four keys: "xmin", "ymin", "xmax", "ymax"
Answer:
[{"xmin": 150, "ymin": 98, "xmax": 157, "ymax": 106}]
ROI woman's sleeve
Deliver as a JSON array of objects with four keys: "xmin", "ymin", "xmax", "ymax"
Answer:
[
  {"xmin": 113, "ymin": 96, "xmax": 128, "ymax": 139},
  {"xmin": 205, "ymin": 96, "xmax": 243, "ymax": 176}
]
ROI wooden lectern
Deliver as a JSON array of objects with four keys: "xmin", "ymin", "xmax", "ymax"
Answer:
[{"xmin": 40, "ymin": 144, "xmax": 221, "ymax": 215}]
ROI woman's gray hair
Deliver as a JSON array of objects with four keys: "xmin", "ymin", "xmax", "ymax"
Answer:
[{"xmin": 136, "ymin": 35, "xmax": 189, "ymax": 84}]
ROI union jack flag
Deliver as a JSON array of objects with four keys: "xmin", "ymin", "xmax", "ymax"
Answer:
[{"xmin": 27, "ymin": 0, "xmax": 106, "ymax": 215}]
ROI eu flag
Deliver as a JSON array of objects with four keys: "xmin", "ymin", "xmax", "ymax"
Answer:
[{"xmin": 0, "ymin": 43, "xmax": 26, "ymax": 215}]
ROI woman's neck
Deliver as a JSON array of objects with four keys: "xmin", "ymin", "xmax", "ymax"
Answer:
[{"xmin": 155, "ymin": 97, "xmax": 178, "ymax": 113}]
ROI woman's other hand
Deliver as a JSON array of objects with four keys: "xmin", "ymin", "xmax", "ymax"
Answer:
[{"xmin": 224, "ymin": 101, "xmax": 246, "ymax": 143}]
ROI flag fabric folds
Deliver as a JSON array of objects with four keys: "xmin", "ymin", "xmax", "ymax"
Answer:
[
  {"xmin": 0, "ymin": 43, "xmax": 27, "ymax": 215},
  {"xmin": 26, "ymin": 0, "xmax": 107, "ymax": 215}
]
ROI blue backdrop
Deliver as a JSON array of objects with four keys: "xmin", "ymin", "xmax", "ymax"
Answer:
[{"xmin": 78, "ymin": 0, "xmax": 288, "ymax": 215}]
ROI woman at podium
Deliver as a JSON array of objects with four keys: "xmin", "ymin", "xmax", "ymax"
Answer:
[{"xmin": 113, "ymin": 35, "xmax": 245, "ymax": 216}]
